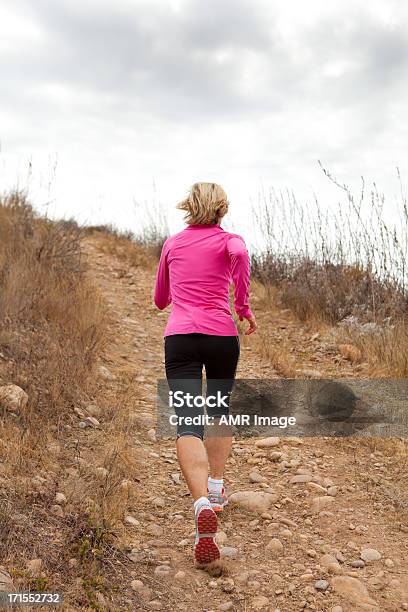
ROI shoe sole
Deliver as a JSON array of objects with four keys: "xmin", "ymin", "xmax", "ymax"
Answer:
[{"xmin": 194, "ymin": 508, "xmax": 220, "ymax": 566}]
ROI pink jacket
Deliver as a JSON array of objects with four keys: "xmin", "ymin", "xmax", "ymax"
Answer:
[{"xmin": 154, "ymin": 224, "xmax": 253, "ymax": 336}]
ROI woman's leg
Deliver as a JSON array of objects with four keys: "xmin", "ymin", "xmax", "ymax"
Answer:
[
  {"xmin": 164, "ymin": 334, "xmax": 208, "ymax": 501},
  {"xmin": 203, "ymin": 336, "xmax": 240, "ymax": 482},
  {"xmin": 165, "ymin": 334, "xmax": 220, "ymax": 566}
]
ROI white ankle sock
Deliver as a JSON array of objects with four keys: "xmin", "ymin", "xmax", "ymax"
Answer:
[
  {"xmin": 193, "ymin": 496, "xmax": 210, "ymax": 516},
  {"xmin": 208, "ymin": 477, "xmax": 224, "ymax": 493}
]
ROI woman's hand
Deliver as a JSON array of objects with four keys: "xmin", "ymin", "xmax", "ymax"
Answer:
[{"xmin": 239, "ymin": 314, "xmax": 258, "ymax": 335}]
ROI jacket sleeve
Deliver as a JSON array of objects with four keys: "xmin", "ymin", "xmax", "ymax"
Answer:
[
  {"xmin": 227, "ymin": 235, "xmax": 253, "ymax": 319},
  {"xmin": 154, "ymin": 240, "xmax": 172, "ymax": 310}
]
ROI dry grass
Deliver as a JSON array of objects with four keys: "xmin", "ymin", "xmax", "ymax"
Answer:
[
  {"xmin": 0, "ymin": 193, "xmax": 142, "ymax": 607},
  {"xmin": 252, "ymin": 166, "xmax": 408, "ymax": 375}
]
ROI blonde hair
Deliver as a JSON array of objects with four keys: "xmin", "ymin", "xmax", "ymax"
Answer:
[{"xmin": 177, "ymin": 182, "xmax": 229, "ymax": 225}]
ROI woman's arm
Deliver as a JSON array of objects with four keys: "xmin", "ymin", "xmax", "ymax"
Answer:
[
  {"xmin": 154, "ymin": 240, "xmax": 172, "ymax": 309},
  {"xmin": 227, "ymin": 235, "xmax": 257, "ymax": 334}
]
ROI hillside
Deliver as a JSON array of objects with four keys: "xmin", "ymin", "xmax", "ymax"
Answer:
[{"xmin": 0, "ymin": 222, "xmax": 407, "ymax": 611}]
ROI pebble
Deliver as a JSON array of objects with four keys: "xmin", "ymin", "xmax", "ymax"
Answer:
[
  {"xmin": 310, "ymin": 496, "xmax": 335, "ymax": 513},
  {"xmin": 218, "ymin": 602, "xmax": 234, "ymax": 611},
  {"xmin": 131, "ymin": 580, "xmax": 144, "ymax": 592},
  {"xmin": 290, "ymin": 474, "xmax": 314, "ymax": 484},
  {"xmin": 351, "ymin": 560, "xmax": 365, "ymax": 568},
  {"xmin": 384, "ymin": 558, "xmax": 394, "ymax": 568},
  {"xmin": 331, "ymin": 576, "xmax": 378, "ymax": 608},
  {"xmin": 154, "ymin": 565, "xmax": 170, "ymax": 576},
  {"xmin": 0, "ymin": 384, "xmax": 28, "ymax": 412},
  {"xmin": 147, "ymin": 429, "xmax": 157, "ymax": 442},
  {"xmin": 249, "ymin": 471, "xmax": 266, "ymax": 483},
  {"xmin": 229, "ymin": 490, "xmax": 278, "ymax": 514},
  {"xmin": 220, "ymin": 547, "xmax": 238, "ymax": 559},
  {"xmin": 216, "ymin": 531, "xmax": 228, "ymax": 545},
  {"xmin": 360, "ymin": 548, "xmax": 381, "ymax": 562},
  {"xmin": 266, "ymin": 538, "xmax": 284, "ymax": 557},
  {"xmin": 51, "ymin": 504, "xmax": 64, "ymax": 518},
  {"xmin": 148, "ymin": 601, "xmax": 163, "ymax": 610},
  {"xmin": 146, "ymin": 524, "xmax": 164, "ymax": 537},
  {"xmin": 251, "ymin": 595, "xmax": 270, "ymax": 609},
  {"xmin": 125, "ymin": 515, "xmax": 140, "ymax": 526},
  {"xmin": 327, "ymin": 486, "xmax": 338, "ymax": 497},
  {"xmin": 320, "ymin": 554, "xmax": 342, "ymax": 574},
  {"xmin": 55, "ymin": 492, "xmax": 67, "ymax": 505},
  {"xmin": 314, "ymin": 580, "xmax": 329, "ymax": 591},
  {"xmin": 0, "ymin": 568, "xmax": 14, "ymax": 591},
  {"xmin": 26, "ymin": 559, "xmax": 42, "ymax": 576},
  {"xmin": 98, "ymin": 365, "xmax": 116, "ymax": 380},
  {"xmin": 174, "ymin": 571, "xmax": 185, "ymax": 581},
  {"xmin": 255, "ymin": 437, "xmax": 280, "ymax": 448}
]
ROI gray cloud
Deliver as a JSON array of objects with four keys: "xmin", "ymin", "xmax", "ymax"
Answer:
[{"xmin": 1, "ymin": 0, "xmax": 407, "ymax": 231}]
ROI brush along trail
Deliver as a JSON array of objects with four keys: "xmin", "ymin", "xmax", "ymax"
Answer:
[{"xmin": 81, "ymin": 234, "xmax": 408, "ymax": 612}]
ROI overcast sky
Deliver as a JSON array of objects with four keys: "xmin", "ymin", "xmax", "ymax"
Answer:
[{"xmin": 1, "ymin": 0, "xmax": 407, "ymax": 242}]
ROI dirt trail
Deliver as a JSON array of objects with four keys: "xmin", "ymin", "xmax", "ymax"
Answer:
[{"xmin": 83, "ymin": 236, "xmax": 408, "ymax": 612}]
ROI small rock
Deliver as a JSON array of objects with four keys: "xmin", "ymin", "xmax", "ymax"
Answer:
[
  {"xmin": 0, "ymin": 384, "xmax": 28, "ymax": 412},
  {"xmin": 55, "ymin": 492, "xmax": 67, "ymax": 505},
  {"xmin": 148, "ymin": 601, "xmax": 163, "ymax": 610},
  {"xmin": 320, "ymin": 554, "xmax": 342, "ymax": 574},
  {"xmin": 98, "ymin": 365, "xmax": 116, "ymax": 380},
  {"xmin": 251, "ymin": 595, "xmax": 270, "ymax": 609},
  {"xmin": 125, "ymin": 515, "xmax": 140, "ymax": 526},
  {"xmin": 131, "ymin": 579, "xmax": 144, "ymax": 592},
  {"xmin": 266, "ymin": 538, "xmax": 284, "ymax": 557},
  {"xmin": 86, "ymin": 404, "xmax": 101, "ymax": 417},
  {"xmin": 147, "ymin": 429, "xmax": 157, "ymax": 442},
  {"xmin": 229, "ymin": 490, "xmax": 278, "ymax": 514},
  {"xmin": 249, "ymin": 471, "xmax": 266, "ymax": 483},
  {"xmin": 360, "ymin": 548, "xmax": 381, "ymax": 562},
  {"xmin": 315, "ymin": 579, "xmax": 329, "ymax": 591},
  {"xmin": 216, "ymin": 531, "xmax": 228, "ymax": 546},
  {"xmin": 351, "ymin": 559, "xmax": 365, "ymax": 569},
  {"xmin": 327, "ymin": 486, "xmax": 338, "ymax": 497},
  {"xmin": 0, "ymin": 568, "xmax": 14, "ymax": 591},
  {"xmin": 218, "ymin": 602, "xmax": 234, "ymax": 611},
  {"xmin": 174, "ymin": 571, "xmax": 185, "ymax": 581},
  {"xmin": 146, "ymin": 524, "xmax": 164, "ymax": 537},
  {"xmin": 85, "ymin": 416, "xmax": 100, "ymax": 427},
  {"xmin": 51, "ymin": 504, "xmax": 64, "ymax": 518},
  {"xmin": 154, "ymin": 565, "xmax": 170, "ymax": 576},
  {"xmin": 152, "ymin": 497, "xmax": 165, "ymax": 508},
  {"xmin": 291, "ymin": 474, "xmax": 314, "ymax": 484},
  {"xmin": 331, "ymin": 576, "xmax": 379, "ymax": 609},
  {"xmin": 26, "ymin": 559, "xmax": 42, "ymax": 576},
  {"xmin": 220, "ymin": 546, "xmax": 238, "ymax": 559},
  {"xmin": 384, "ymin": 558, "xmax": 394, "ymax": 568},
  {"xmin": 310, "ymin": 496, "xmax": 335, "ymax": 513},
  {"xmin": 255, "ymin": 437, "xmax": 280, "ymax": 448}
]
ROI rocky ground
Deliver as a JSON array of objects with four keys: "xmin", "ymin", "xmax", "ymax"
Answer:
[
  {"xmin": 3, "ymin": 235, "xmax": 406, "ymax": 611},
  {"xmin": 76, "ymin": 235, "xmax": 408, "ymax": 612}
]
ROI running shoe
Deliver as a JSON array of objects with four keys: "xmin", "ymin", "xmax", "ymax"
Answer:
[
  {"xmin": 208, "ymin": 486, "xmax": 228, "ymax": 513},
  {"xmin": 194, "ymin": 505, "xmax": 220, "ymax": 566}
]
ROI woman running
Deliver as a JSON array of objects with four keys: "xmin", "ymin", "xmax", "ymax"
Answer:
[{"xmin": 154, "ymin": 182, "xmax": 257, "ymax": 567}]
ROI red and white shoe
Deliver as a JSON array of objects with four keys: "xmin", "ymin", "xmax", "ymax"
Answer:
[
  {"xmin": 194, "ymin": 505, "xmax": 220, "ymax": 566},
  {"xmin": 208, "ymin": 486, "xmax": 228, "ymax": 513}
]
